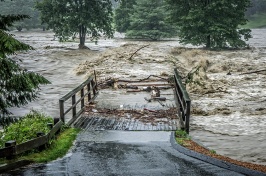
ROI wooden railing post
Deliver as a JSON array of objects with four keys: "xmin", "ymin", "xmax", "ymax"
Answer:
[
  {"xmin": 94, "ymin": 70, "xmax": 98, "ymax": 92},
  {"xmin": 81, "ymin": 88, "xmax": 84, "ymax": 109},
  {"xmin": 59, "ymin": 99, "xmax": 65, "ymax": 123},
  {"xmin": 54, "ymin": 117, "xmax": 60, "ymax": 125},
  {"xmin": 54, "ymin": 118, "xmax": 61, "ymax": 135},
  {"xmin": 87, "ymin": 82, "xmax": 91, "ymax": 101},
  {"xmin": 185, "ymin": 101, "xmax": 191, "ymax": 134},
  {"xmin": 5, "ymin": 140, "xmax": 16, "ymax": 160},
  {"xmin": 72, "ymin": 94, "xmax": 76, "ymax": 117},
  {"xmin": 47, "ymin": 123, "xmax": 53, "ymax": 130},
  {"xmin": 36, "ymin": 132, "xmax": 45, "ymax": 151},
  {"xmin": 91, "ymin": 80, "xmax": 96, "ymax": 96}
]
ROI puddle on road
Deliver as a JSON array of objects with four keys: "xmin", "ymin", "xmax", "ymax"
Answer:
[
  {"xmin": 78, "ymin": 130, "xmax": 172, "ymax": 143},
  {"xmin": 7, "ymin": 29, "xmax": 266, "ymax": 165}
]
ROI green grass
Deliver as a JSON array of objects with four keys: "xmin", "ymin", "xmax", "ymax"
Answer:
[
  {"xmin": 175, "ymin": 130, "xmax": 190, "ymax": 146},
  {"xmin": 21, "ymin": 127, "xmax": 80, "ymax": 163},
  {"xmin": 242, "ymin": 13, "xmax": 266, "ymax": 29}
]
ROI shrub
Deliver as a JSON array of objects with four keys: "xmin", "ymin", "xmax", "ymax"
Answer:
[{"xmin": 0, "ymin": 111, "xmax": 53, "ymax": 148}]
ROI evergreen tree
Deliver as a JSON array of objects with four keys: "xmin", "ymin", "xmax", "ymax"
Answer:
[
  {"xmin": 0, "ymin": 14, "xmax": 50, "ymax": 122},
  {"xmin": 114, "ymin": 0, "xmax": 136, "ymax": 33},
  {"xmin": 36, "ymin": 0, "xmax": 115, "ymax": 49},
  {"xmin": 166, "ymin": 0, "xmax": 252, "ymax": 48},
  {"xmin": 126, "ymin": 0, "xmax": 177, "ymax": 40}
]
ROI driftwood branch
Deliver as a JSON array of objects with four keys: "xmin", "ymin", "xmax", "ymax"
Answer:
[
  {"xmin": 128, "ymin": 44, "xmax": 150, "ymax": 60},
  {"xmin": 118, "ymin": 75, "xmax": 168, "ymax": 83},
  {"xmin": 240, "ymin": 69, "xmax": 266, "ymax": 75}
]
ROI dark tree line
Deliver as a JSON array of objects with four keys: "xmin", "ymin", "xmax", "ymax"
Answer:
[
  {"xmin": 0, "ymin": 0, "xmax": 43, "ymax": 31},
  {"xmin": 115, "ymin": 0, "xmax": 251, "ymax": 48},
  {"xmin": 246, "ymin": 0, "xmax": 266, "ymax": 18}
]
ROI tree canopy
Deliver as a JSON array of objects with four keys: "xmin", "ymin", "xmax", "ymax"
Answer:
[
  {"xmin": 0, "ymin": 14, "xmax": 50, "ymax": 123},
  {"xmin": 114, "ymin": 0, "xmax": 136, "ymax": 33},
  {"xmin": 166, "ymin": 0, "xmax": 252, "ymax": 48},
  {"xmin": 36, "ymin": 0, "xmax": 115, "ymax": 48},
  {"xmin": 126, "ymin": 0, "xmax": 177, "ymax": 40}
]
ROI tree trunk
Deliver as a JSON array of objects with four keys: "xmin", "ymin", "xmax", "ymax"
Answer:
[
  {"xmin": 206, "ymin": 35, "xmax": 211, "ymax": 48},
  {"xmin": 79, "ymin": 25, "xmax": 88, "ymax": 49}
]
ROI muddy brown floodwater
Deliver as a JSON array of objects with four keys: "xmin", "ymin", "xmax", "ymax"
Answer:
[{"xmin": 9, "ymin": 29, "xmax": 266, "ymax": 165}]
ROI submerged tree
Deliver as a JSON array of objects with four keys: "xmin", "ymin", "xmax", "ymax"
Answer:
[
  {"xmin": 0, "ymin": 14, "xmax": 50, "ymax": 123},
  {"xmin": 36, "ymin": 0, "xmax": 115, "ymax": 49},
  {"xmin": 166, "ymin": 0, "xmax": 252, "ymax": 48},
  {"xmin": 114, "ymin": 0, "xmax": 136, "ymax": 33},
  {"xmin": 126, "ymin": 0, "xmax": 177, "ymax": 40}
]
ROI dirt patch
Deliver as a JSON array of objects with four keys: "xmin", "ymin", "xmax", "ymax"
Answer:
[{"xmin": 181, "ymin": 139, "xmax": 266, "ymax": 173}]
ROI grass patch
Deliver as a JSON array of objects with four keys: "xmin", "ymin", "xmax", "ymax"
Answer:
[
  {"xmin": 175, "ymin": 130, "xmax": 191, "ymax": 146},
  {"xmin": 21, "ymin": 127, "xmax": 80, "ymax": 163},
  {"xmin": 242, "ymin": 13, "xmax": 266, "ymax": 29},
  {"xmin": 0, "ymin": 111, "xmax": 80, "ymax": 163}
]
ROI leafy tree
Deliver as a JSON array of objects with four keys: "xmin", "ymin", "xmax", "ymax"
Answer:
[
  {"xmin": 36, "ymin": 0, "xmax": 115, "ymax": 49},
  {"xmin": 166, "ymin": 0, "xmax": 252, "ymax": 48},
  {"xmin": 0, "ymin": 0, "xmax": 42, "ymax": 31},
  {"xmin": 126, "ymin": 0, "xmax": 177, "ymax": 40},
  {"xmin": 0, "ymin": 14, "xmax": 50, "ymax": 123},
  {"xmin": 114, "ymin": 0, "xmax": 136, "ymax": 33}
]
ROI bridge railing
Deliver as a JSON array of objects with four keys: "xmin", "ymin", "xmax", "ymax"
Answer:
[
  {"xmin": 173, "ymin": 68, "xmax": 191, "ymax": 134},
  {"xmin": 59, "ymin": 71, "xmax": 98, "ymax": 125}
]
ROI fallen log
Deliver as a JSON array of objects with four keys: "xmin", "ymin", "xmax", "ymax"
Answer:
[
  {"xmin": 240, "ymin": 69, "xmax": 266, "ymax": 75},
  {"xmin": 128, "ymin": 44, "xmax": 150, "ymax": 60}
]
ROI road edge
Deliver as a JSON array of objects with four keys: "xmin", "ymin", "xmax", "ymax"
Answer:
[
  {"xmin": 0, "ymin": 160, "xmax": 33, "ymax": 174},
  {"xmin": 170, "ymin": 132, "xmax": 266, "ymax": 176}
]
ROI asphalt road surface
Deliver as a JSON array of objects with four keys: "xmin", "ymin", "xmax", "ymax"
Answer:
[{"xmin": 3, "ymin": 131, "xmax": 245, "ymax": 176}]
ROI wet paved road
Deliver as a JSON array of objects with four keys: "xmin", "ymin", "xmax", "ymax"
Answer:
[{"xmin": 4, "ymin": 131, "xmax": 244, "ymax": 176}]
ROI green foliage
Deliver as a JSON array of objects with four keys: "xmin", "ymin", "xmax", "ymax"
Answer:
[
  {"xmin": 36, "ymin": 0, "xmax": 115, "ymax": 47},
  {"xmin": 0, "ymin": 14, "xmax": 50, "ymax": 121},
  {"xmin": 166, "ymin": 0, "xmax": 252, "ymax": 48},
  {"xmin": 114, "ymin": 0, "xmax": 136, "ymax": 33},
  {"xmin": 21, "ymin": 127, "xmax": 80, "ymax": 163},
  {"xmin": 0, "ymin": 111, "xmax": 53, "ymax": 148},
  {"xmin": 210, "ymin": 149, "xmax": 217, "ymax": 154},
  {"xmin": 0, "ymin": 0, "xmax": 42, "ymax": 30},
  {"xmin": 175, "ymin": 130, "xmax": 188, "ymax": 138},
  {"xmin": 126, "ymin": 0, "xmax": 177, "ymax": 40},
  {"xmin": 175, "ymin": 130, "xmax": 190, "ymax": 146}
]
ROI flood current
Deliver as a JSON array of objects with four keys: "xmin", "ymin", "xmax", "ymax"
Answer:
[{"xmin": 8, "ymin": 29, "xmax": 266, "ymax": 165}]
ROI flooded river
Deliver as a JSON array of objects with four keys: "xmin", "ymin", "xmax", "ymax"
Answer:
[{"xmin": 8, "ymin": 29, "xmax": 266, "ymax": 165}]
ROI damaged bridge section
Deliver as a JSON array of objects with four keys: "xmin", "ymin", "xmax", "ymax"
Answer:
[
  {"xmin": 74, "ymin": 107, "xmax": 179, "ymax": 131},
  {"xmin": 60, "ymin": 72, "xmax": 190, "ymax": 132}
]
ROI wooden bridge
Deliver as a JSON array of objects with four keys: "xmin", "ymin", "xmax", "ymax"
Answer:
[{"xmin": 59, "ymin": 69, "xmax": 191, "ymax": 133}]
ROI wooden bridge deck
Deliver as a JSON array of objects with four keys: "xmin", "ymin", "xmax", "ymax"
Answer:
[{"xmin": 74, "ymin": 116, "xmax": 179, "ymax": 131}]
